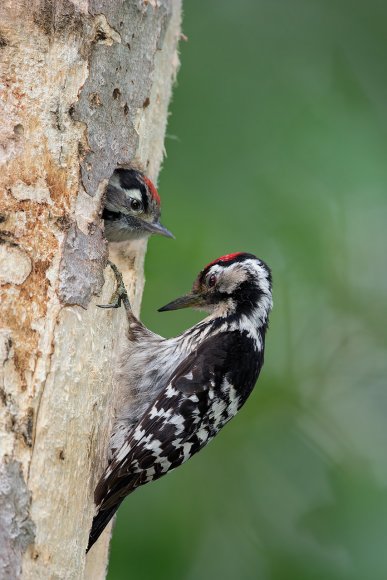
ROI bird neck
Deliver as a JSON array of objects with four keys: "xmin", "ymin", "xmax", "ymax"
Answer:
[
  {"xmin": 214, "ymin": 281, "xmax": 271, "ymax": 322},
  {"xmin": 193, "ymin": 291, "xmax": 272, "ymax": 342}
]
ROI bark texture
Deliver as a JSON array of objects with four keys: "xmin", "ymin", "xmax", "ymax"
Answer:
[{"xmin": 0, "ymin": 1, "xmax": 181, "ymax": 578}]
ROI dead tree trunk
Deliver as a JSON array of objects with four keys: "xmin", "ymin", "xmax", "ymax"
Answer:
[{"xmin": 0, "ymin": 1, "xmax": 181, "ymax": 578}]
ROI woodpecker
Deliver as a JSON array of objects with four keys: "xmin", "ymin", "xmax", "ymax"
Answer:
[
  {"xmin": 87, "ymin": 252, "xmax": 272, "ymax": 552},
  {"xmin": 103, "ymin": 168, "xmax": 174, "ymax": 242}
]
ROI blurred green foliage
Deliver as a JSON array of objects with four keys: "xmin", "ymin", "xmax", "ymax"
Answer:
[{"xmin": 108, "ymin": 1, "xmax": 387, "ymax": 578}]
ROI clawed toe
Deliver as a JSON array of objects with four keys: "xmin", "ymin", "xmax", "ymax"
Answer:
[
  {"xmin": 98, "ymin": 261, "xmax": 132, "ymax": 311},
  {"xmin": 97, "ymin": 300, "xmax": 121, "ymax": 309}
]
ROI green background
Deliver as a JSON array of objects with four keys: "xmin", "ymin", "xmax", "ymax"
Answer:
[{"xmin": 109, "ymin": 1, "xmax": 387, "ymax": 578}]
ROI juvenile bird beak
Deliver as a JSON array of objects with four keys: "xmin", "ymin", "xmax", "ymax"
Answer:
[
  {"xmin": 142, "ymin": 220, "xmax": 175, "ymax": 239},
  {"xmin": 158, "ymin": 292, "xmax": 204, "ymax": 312}
]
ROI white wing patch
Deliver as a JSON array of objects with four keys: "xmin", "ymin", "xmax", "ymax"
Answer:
[
  {"xmin": 149, "ymin": 406, "xmax": 172, "ymax": 421},
  {"xmin": 133, "ymin": 426, "xmax": 146, "ymax": 441},
  {"xmin": 145, "ymin": 438, "xmax": 163, "ymax": 454},
  {"xmin": 182, "ymin": 442, "xmax": 193, "ymax": 462},
  {"xmin": 115, "ymin": 442, "xmax": 131, "ymax": 463},
  {"xmin": 197, "ymin": 428, "xmax": 209, "ymax": 444},
  {"xmin": 210, "ymin": 398, "xmax": 228, "ymax": 429},
  {"xmin": 168, "ymin": 413, "xmax": 186, "ymax": 434},
  {"xmin": 166, "ymin": 385, "xmax": 179, "ymax": 398},
  {"xmin": 226, "ymin": 383, "xmax": 240, "ymax": 419}
]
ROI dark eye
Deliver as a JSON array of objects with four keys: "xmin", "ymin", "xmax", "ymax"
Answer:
[
  {"xmin": 130, "ymin": 198, "xmax": 142, "ymax": 211},
  {"xmin": 208, "ymin": 274, "xmax": 217, "ymax": 288}
]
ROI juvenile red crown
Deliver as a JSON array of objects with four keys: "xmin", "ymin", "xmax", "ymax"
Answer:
[{"xmin": 143, "ymin": 175, "xmax": 161, "ymax": 205}]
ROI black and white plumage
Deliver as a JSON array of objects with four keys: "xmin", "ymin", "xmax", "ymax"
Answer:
[
  {"xmin": 87, "ymin": 252, "xmax": 272, "ymax": 552},
  {"xmin": 103, "ymin": 168, "xmax": 174, "ymax": 242}
]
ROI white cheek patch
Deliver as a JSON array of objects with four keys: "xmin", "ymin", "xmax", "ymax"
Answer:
[
  {"xmin": 217, "ymin": 266, "xmax": 248, "ymax": 294},
  {"xmin": 125, "ymin": 188, "xmax": 142, "ymax": 201},
  {"xmin": 207, "ymin": 259, "xmax": 271, "ymax": 301}
]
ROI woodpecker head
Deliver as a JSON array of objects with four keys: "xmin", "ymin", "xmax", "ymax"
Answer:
[
  {"xmin": 103, "ymin": 168, "xmax": 174, "ymax": 242},
  {"xmin": 159, "ymin": 252, "xmax": 272, "ymax": 322}
]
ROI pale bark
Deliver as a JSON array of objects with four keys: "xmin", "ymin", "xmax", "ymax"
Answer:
[{"xmin": 0, "ymin": 1, "xmax": 181, "ymax": 578}]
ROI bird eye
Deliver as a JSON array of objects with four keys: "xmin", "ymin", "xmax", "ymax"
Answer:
[
  {"xmin": 208, "ymin": 274, "xmax": 217, "ymax": 288},
  {"xmin": 130, "ymin": 198, "xmax": 142, "ymax": 212}
]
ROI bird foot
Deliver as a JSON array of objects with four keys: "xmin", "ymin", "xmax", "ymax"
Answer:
[{"xmin": 97, "ymin": 261, "xmax": 132, "ymax": 311}]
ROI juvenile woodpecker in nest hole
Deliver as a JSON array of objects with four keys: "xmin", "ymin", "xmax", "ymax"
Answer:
[
  {"xmin": 87, "ymin": 252, "xmax": 272, "ymax": 552},
  {"xmin": 103, "ymin": 168, "xmax": 174, "ymax": 242}
]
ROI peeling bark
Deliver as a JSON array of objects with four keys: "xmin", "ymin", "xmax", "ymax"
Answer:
[
  {"xmin": 0, "ymin": 1, "xmax": 181, "ymax": 578},
  {"xmin": 0, "ymin": 461, "xmax": 35, "ymax": 579}
]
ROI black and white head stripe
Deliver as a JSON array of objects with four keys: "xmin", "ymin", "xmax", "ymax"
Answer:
[
  {"xmin": 107, "ymin": 168, "xmax": 161, "ymax": 215},
  {"xmin": 193, "ymin": 253, "xmax": 272, "ymax": 323},
  {"xmin": 198, "ymin": 252, "xmax": 271, "ymax": 292}
]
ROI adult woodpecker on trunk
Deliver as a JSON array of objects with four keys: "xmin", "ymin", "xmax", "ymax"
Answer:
[
  {"xmin": 87, "ymin": 252, "xmax": 272, "ymax": 552},
  {"xmin": 103, "ymin": 168, "xmax": 174, "ymax": 242}
]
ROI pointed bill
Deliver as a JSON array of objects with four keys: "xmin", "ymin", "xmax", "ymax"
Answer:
[
  {"xmin": 158, "ymin": 293, "xmax": 204, "ymax": 312},
  {"xmin": 142, "ymin": 220, "xmax": 175, "ymax": 239}
]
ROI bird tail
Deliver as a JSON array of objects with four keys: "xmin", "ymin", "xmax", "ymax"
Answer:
[{"xmin": 86, "ymin": 502, "xmax": 123, "ymax": 553}]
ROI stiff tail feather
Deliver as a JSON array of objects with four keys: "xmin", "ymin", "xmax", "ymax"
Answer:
[{"xmin": 86, "ymin": 502, "xmax": 123, "ymax": 553}]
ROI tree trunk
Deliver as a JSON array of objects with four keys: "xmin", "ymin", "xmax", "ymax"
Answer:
[{"xmin": 0, "ymin": 1, "xmax": 181, "ymax": 578}]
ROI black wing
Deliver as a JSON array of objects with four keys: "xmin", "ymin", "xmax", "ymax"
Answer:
[{"xmin": 87, "ymin": 330, "xmax": 262, "ymax": 552}]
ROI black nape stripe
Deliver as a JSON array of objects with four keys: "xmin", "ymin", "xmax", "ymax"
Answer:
[{"xmin": 116, "ymin": 168, "xmax": 149, "ymax": 213}]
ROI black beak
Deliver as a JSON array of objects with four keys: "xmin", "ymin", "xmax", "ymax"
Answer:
[
  {"xmin": 142, "ymin": 220, "xmax": 175, "ymax": 239},
  {"xmin": 158, "ymin": 292, "xmax": 204, "ymax": 312}
]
